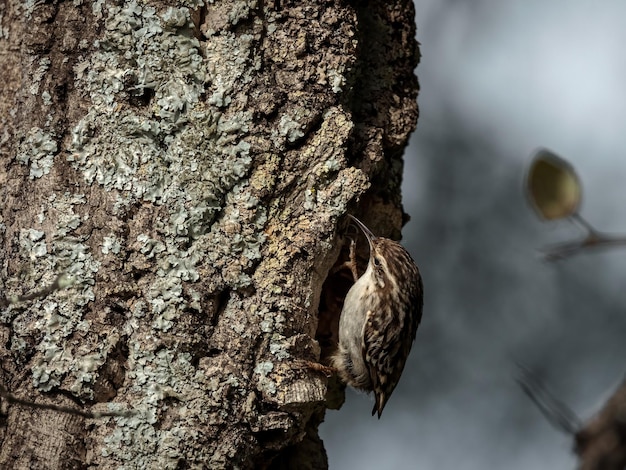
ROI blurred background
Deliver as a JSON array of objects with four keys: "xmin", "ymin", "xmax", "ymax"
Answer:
[{"xmin": 320, "ymin": 1, "xmax": 626, "ymax": 468}]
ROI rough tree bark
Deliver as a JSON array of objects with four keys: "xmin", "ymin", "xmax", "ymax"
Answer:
[
  {"xmin": 0, "ymin": 0, "xmax": 419, "ymax": 468},
  {"xmin": 575, "ymin": 379, "xmax": 626, "ymax": 470}
]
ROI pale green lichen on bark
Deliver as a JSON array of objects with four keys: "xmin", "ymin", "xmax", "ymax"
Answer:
[
  {"xmin": 59, "ymin": 2, "xmax": 266, "ymax": 466},
  {"xmin": 28, "ymin": 56, "xmax": 51, "ymax": 96},
  {"xmin": 16, "ymin": 128, "xmax": 58, "ymax": 179},
  {"xmin": 99, "ymin": 345, "xmax": 216, "ymax": 467},
  {"xmin": 68, "ymin": 1, "xmax": 264, "ymax": 293},
  {"xmin": 7, "ymin": 190, "xmax": 104, "ymax": 393}
]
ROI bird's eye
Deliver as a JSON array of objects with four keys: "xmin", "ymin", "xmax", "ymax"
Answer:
[{"xmin": 373, "ymin": 257, "xmax": 382, "ymax": 268}]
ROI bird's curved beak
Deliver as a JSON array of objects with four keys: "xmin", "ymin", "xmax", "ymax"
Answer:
[{"xmin": 348, "ymin": 215, "xmax": 376, "ymax": 249}]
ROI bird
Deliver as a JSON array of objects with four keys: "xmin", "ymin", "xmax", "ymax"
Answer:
[{"xmin": 330, "ymin": 214, "xmax": 423, "ymax": 418}]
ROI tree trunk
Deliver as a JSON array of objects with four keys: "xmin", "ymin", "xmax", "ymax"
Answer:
[
  {"xmin": 575, "ymin": 379, "xmax": 626, "ymax": 470},
  {"xmin": 0, "ymin": 0, "xmax": 418, "ymax": 468}
]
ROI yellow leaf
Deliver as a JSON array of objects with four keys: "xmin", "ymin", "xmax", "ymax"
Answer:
[{"xmin": 527, "ymin": 149, "xmax": 582, "ymax": 220}]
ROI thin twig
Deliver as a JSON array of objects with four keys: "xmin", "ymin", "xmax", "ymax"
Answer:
[
  {"xmin": 516, "ymin": 363, "xmax": 582, "ymax": 435},
  {"xmin": 543, "ymin": 234, "xmax": 626, "ymax": 261},
  {"xmin": 0, "ymin": 384, "xmax": 134, "ymax": 419},
  {"xmin": 541, "ymin": 212, "xmax": 626, "ymax": 260},
  {"xmin": 570, "ymin": 213, "xmax": 597, "ymax": 236},
  {"xmin": 1, "ymin": 274, "xmax": 72, "ymax": 308}
]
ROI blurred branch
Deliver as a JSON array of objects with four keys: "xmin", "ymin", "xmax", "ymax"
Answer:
[
  {"xmin": 518, "ymin": 365, "xmax": 626, "ymax": 470},
  {"xmin": 0, "ymin": 384, "xmax": 134, "ymax": 419},
  {"xmin": 543, "ymin": 214, "xmax": 626, "ymax": 261},
  {"xmin": 516, "ymin": 363, "xmax": 582, "ymax": 435},
  {"xmin": 543, "ymin": 233, "xmax": 626, "ymax": 261},
  {"xmin": 0, "ymin": 274, "xmax": 71, "ymax": 309}
]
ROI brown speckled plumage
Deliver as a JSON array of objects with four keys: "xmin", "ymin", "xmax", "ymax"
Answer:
[{"xmin": 331, "ymin": 215, "xmax": 423, "ymax": 418}]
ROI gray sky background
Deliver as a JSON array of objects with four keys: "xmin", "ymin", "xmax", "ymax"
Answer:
[{"xmin": 320, "ymin": 1, "xmax": 626, "ymax": 469}]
